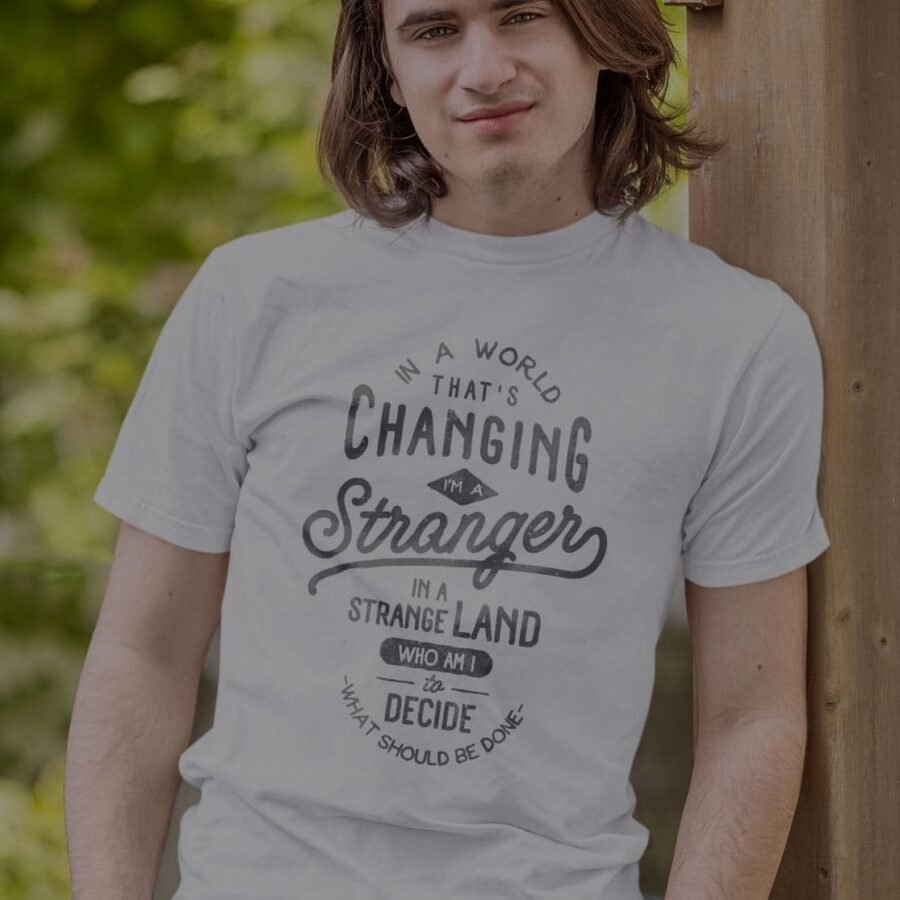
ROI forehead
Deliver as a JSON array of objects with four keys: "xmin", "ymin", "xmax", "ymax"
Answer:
[{"xmin": 384, "ymin": 0, "xmax": 544, "ymax": 29}]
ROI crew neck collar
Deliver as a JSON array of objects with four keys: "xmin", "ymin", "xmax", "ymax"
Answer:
[{"xmin": 393, "ymin": 204, "xmax": 627, "ymax": 265}]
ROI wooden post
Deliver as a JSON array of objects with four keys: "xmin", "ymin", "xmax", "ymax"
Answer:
[{"xmin": 666, "ymin": 0, "xmax": 900, "ymax": 895}]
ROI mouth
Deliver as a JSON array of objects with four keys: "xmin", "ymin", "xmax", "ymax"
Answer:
[{"xmin": 459, "ymin": 104, "xmax": 534, "ymax": 134}]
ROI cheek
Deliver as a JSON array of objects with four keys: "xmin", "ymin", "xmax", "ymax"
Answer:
[
  {"xmin": 563, "ymin": 69, "xmax": 600, "ymax": 121},
  {"xmin": 399, "ymin": 79, "xmax": 441, "ymax": 119}
]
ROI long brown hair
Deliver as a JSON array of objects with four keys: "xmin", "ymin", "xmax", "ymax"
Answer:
[{"xmin": 316, "ymin": 0, "xmax": 726, "ymax": 228}]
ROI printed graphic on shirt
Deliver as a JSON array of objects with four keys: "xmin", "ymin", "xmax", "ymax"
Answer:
[{"xmin": 301, "ymin": 338, "xmax": 608, "ymax": 768}]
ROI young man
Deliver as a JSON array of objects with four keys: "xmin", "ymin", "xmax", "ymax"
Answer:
[{"xmin": 65, "ymin": 0, "xmax": 830, "ymax": 898}]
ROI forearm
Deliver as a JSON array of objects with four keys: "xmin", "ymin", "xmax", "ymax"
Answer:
[
  {"xmin": 64, "ymin": 639, "xmax": 201, "ymax": 900},
  {"xmin": 664, "ymin": 715, "xmax": 807, "ymax": 900}
]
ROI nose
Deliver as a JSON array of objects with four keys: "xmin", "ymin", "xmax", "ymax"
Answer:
[{"xmin": 456, "ymin": 27, "xmax": 518, "ymax": 95}]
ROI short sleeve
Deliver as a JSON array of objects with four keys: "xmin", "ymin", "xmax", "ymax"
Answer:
[
  {"xmin": 93, "ymin": 247, "xmax": 248, "ymax": 553},
  {"xmin": 681, "ymin": 293, "xmax": 831, "ymax": 587}
]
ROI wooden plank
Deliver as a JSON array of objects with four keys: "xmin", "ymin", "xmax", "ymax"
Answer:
[{"xmin": 677, "ymin": 0, "xmax": 899, "ymax": 896}]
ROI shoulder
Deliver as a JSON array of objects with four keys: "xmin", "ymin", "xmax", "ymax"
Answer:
[
  {"xmin": 625, "ymin": 213, "xmax": 814, "ymax": 366},
  {"xmin": 631, "ymin": 214, "xmax": 787, "ymax": 316},
  {"xmin": 214, "ymin": 208, "xmax": 362, "ymax": 278},
  {"xmin": 201, "ymin": 208, "xmax": 369, "ymax": 331}
]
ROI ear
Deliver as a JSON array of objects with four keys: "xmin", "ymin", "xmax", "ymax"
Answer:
[
  {"xmin": 380, "ymin": 38, "xmax": 405, "ymax": 108},
  {"xmin": 389, "ymin": 78, "xmax": 406, "ymax": 109}
]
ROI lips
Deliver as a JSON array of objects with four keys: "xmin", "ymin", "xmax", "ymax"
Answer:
[{"xmin": 459, "ymin": 102, "xmax": 534, "ymax": 122}]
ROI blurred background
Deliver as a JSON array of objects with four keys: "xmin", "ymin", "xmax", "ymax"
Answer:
[{"xmin": 0, "ymin": 0, "xmax": 693, "ymax": 896}]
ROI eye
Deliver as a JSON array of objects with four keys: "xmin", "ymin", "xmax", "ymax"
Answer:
[
  {"xmin": 416, "ymin": 12, "xmax": 542, "ymax": 42},
  {"xmin": 416, "ymin": 25, "xmax": 453, "ymax": 41}
]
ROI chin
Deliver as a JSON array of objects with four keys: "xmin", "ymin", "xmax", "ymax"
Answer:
[{"xmin": 481, "ymin": 157, "xmax": 539, "ymax": 183}]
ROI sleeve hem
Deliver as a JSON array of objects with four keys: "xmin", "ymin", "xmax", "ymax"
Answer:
[
  {"xmin": 682, "ymin": 513, "xmax": 830, "ymax": 588},
  {"xmin": 93, "ymin": 477, "xmax": 234, "ymax": 554}
]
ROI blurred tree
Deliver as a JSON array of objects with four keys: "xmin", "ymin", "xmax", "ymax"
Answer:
[{"xmin": 0, "ymin": 757, "xmax": 69, "ymax": 899}]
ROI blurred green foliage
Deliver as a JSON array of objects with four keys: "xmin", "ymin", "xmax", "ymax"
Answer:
[
  {"xmin": 0, "ymin": 0, "xmax": 690, "ymax": 896},
  {"xmin": 0, "ymin": 758, "xmax": 69, "ymax": 899}
]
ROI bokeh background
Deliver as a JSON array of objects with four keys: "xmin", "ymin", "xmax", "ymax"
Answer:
[{"xmin": 0, "ymin": 0, "xmax": 694, "ymax": 896}]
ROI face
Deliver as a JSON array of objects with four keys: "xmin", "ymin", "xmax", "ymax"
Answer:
[{"xmin": 381, "ymin": 0, "xmax": 605, "ymax": 211}]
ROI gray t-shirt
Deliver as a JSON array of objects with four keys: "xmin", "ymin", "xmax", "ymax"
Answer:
[{"xmin": 93, "ymin": 206, "xmax": 831, "ymax": 900}]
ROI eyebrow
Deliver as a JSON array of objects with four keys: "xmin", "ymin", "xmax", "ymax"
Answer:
[{"xmin": 395, "ymin": 0, "xmax": 540, "ymax": 33}]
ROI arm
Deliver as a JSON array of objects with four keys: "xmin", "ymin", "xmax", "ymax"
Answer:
[
  {"xmin": 664, "ymin": 566, "xmax": 809, "ymax": 900},
  {"xmin": 64, "ymin": 521, "xmax": 229, "ymax": 900}
]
